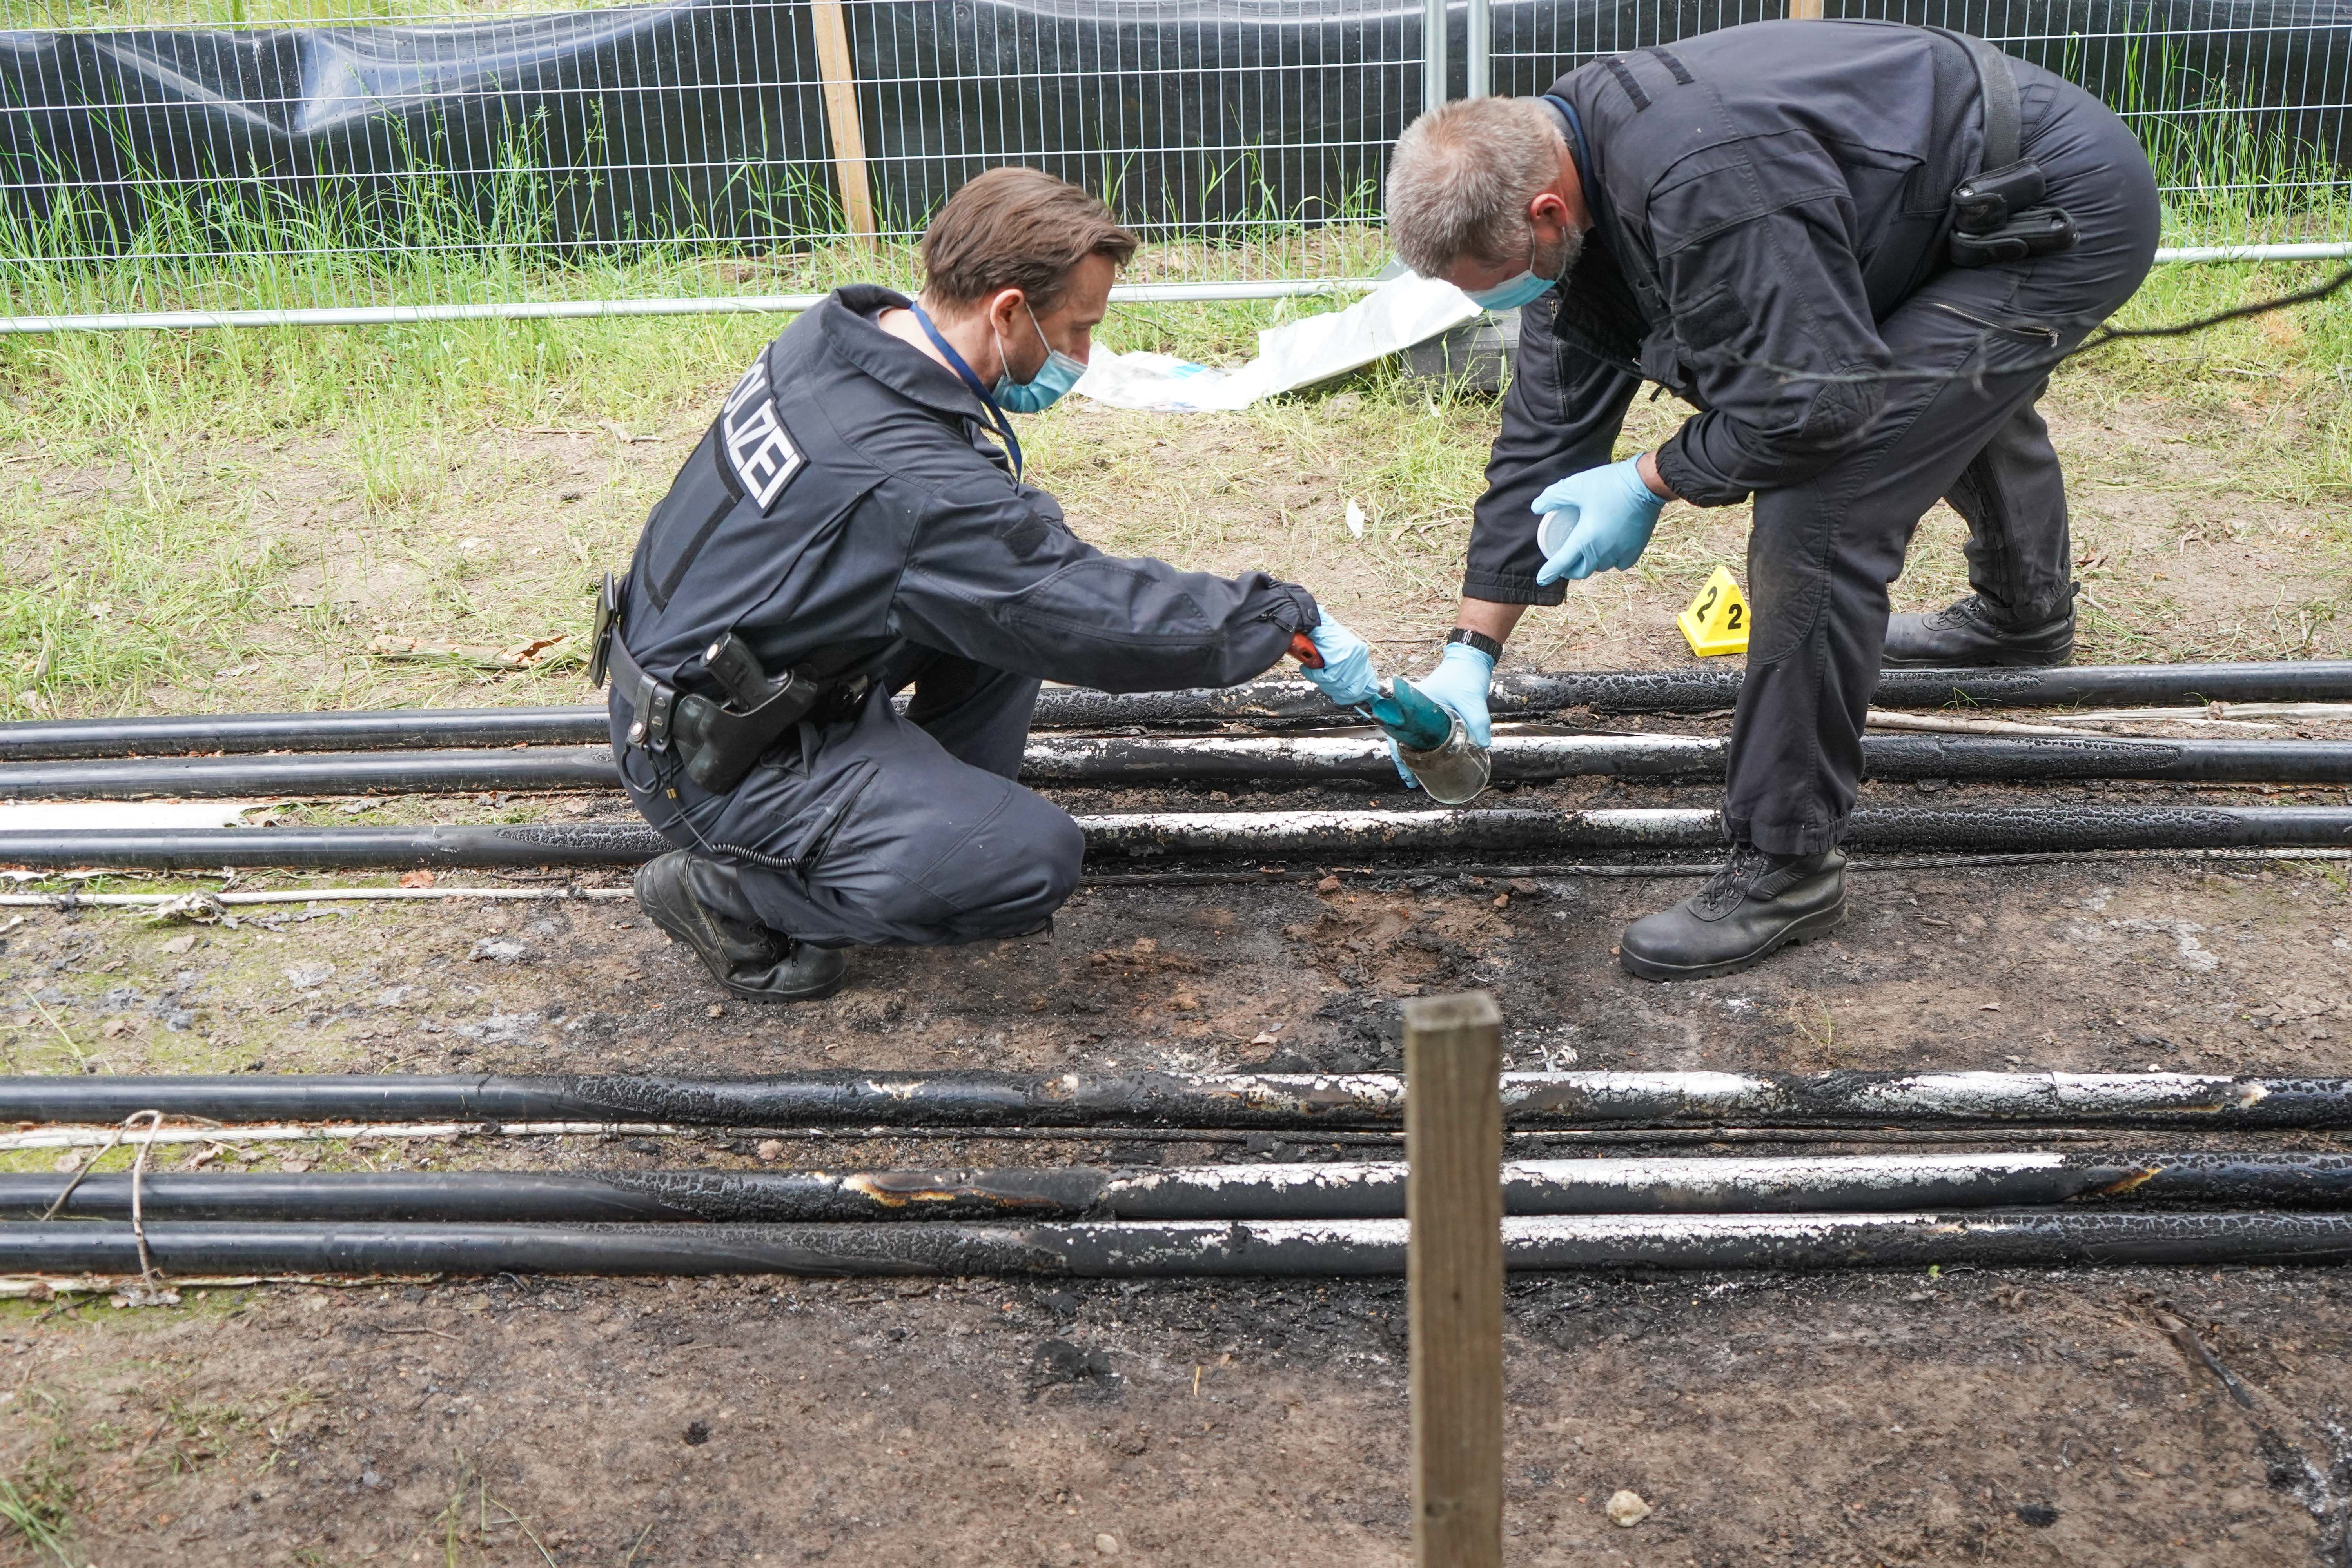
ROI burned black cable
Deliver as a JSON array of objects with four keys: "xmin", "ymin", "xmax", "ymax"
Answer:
[
  {"xmin": 2079, "ymin": 262, "xmax": 2352, "ymax": 348},
  {"xmin": 1698, "ymin": 262, "xmax": 2352, "ymax": 392},
  {"xmin": 11, "ymin": 1209, "xmax": 2352, "ymax": 1278},
  {"xmin": 11, "ymin": 1067, "xmax": 2352, "ymax": 1132},
  {"xmin": 15, "ymin": 1151, "xmax": 2352, "ymax": 1223}
]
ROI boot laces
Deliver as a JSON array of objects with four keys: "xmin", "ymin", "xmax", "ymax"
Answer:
[
  {"xmin": 1928, "ymin": 594, "xmax": 1997, "ymax": 631},
  {"xmin": 1931, "ymin": 592, "xmax": 2069, "ymax": 633},
  {"xmin": 1692, "ymin": 846, "xmax": 1777, "ymax": 918}
]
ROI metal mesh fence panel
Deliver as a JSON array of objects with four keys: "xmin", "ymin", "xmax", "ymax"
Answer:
[
  {"xmin": 0, "ymin": 0, "xmax": 2345, "ymax": 326},
  {"xmin": 1492, "ymin": 0, "xmax": 2352, "ymax": 248}
]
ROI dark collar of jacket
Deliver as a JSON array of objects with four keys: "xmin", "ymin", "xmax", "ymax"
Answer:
[
  {"xmin": 1535, "ymin": 93, "xmax": 1653, "ymax": 383},
  {"xmin": 1548, "ymin": 219, "xmax": 1651, "ymax": 382},
  {"xmin": 814, "ymin": 283, "xmax": 998, "ymax": 430}
]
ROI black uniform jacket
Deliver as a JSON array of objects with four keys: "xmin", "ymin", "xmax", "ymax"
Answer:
[
  {"xmin": 618, "ymin": 284, "xmax": 1321, "ymax": 697},
  {"xmin": 1466, "ymin": 20, "xmax": 2067, "ymax": 605}
]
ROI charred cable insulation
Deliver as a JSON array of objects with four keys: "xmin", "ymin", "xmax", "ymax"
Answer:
[
  {"xmin": 1026, "ymin": 733, "xmax": 2352, "ymax": 786},
  {"xmin": 2, "ymin": 805, "xmax": 2348, "ymax": 871},
  {"xmin": 0, "ymin": 1124, "xmax": 2227, "ymax": 1154},
  {"xmin": 13, "ymin": 1153, "xmax": 2352, "ymax": 1223},
  {"xmin": 1073, "ymin": 847, "xmax": 2352, "ymax": 889},
  {"xmin": 0, "ymin": 747, "xmax": 618, "ymax": 799},
  {"xmin": 9, "ymin": 1210, "xmax": 2352, "ymax": 1277},
  {"xmin": 0, "ymin": 848, "xmax": 2344, "ymax": 912},
  {"xmin": 1170, "ymin": 661, "xmax": 2352, "ymax": 725},
  {"xmin": 12, "ymin": 732, "xmax": 2352, "ymax": 800},
  {"xmin": 6, "ymin": 661, "xmax": 2351, "ymax": 760},
  {"xmin": 7, "ymin": 1069, "xmax": 2350, "ymax": 1131}
]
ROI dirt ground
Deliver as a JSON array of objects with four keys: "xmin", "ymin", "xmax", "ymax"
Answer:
[
  {"xmin": 13, "ymin": 1258, "xmax": 2352, "ymax": 1568},
  {"xmin": 5, "ymin": 330, "xmax": 2352, "ymax": 1563},
  {"xmin": 11, "ymin": 368, "xmax": 2345, "ymax": 722},
  {"xmin": 4, "ymin": 831, "xmax": 2352, "ymax": 1566}
]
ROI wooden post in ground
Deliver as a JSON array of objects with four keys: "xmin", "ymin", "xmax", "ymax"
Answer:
[
  {"xmin": 1788, "ymin": 0, "xmax": 1824, "ymax": 17},
  {"xmin": 809, "ymin": 0, "xmax": 878, "ymax": 247},
  {"xmin": 1405, "ymin": 990, "xmax": 1504, "ymax": 1568}
]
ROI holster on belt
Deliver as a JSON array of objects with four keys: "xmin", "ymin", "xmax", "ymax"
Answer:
[
  {"xmin": 592, "ymin": 573, "xmax": 849, "ymax": 795},
  {"xmin": 1936, "ymin": 29, "xmax": 2079, "ymax": 269}
]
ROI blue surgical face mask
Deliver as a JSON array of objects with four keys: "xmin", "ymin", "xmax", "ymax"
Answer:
[
  {"xmin": 1465, "ymin": 271, "xmax": 1557, "ymax": 313},
  {"xmin": 993, "ymin": 303, "xmax": 1085, "ymax": 413},
  {"xmin": 1463, "ymin": 225, "xmax": 1581, "ymax": 313}
]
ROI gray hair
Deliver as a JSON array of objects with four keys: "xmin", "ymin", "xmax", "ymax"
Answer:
[{"xmin": 1385, "ymin": 97, "xmax": 1564, "ymax": 276}]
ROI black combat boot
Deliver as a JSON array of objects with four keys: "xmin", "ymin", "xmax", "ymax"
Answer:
[
  {"xmin": 1619, "ymin": 846, "xmax": 1847, "ymax": 982},
  {"xmin": 633, "ymin": 849, "xmax": 849, "ymax": 1002},
  {"xmin": 1882, "ymin": 592, "xmax": 2074, "ymax": 667}
]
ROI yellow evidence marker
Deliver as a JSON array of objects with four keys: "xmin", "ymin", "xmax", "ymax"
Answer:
[{"xmin": 1677, "ymin": 566, "xmax": 1751, "ymax": 657}]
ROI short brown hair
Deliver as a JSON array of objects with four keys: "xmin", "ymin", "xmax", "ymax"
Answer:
[{"xmin": 920, "ymin": 168, "xmax": 1139, "ymax": 313}]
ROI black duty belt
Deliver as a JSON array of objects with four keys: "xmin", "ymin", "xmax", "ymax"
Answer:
[
  {"xmin": 593, "ymin": 574, "xmax": 858, "ymax": 795},
  {"xmin": 605, "ymin": 631, "xmax": 680, "ymax": 754}
]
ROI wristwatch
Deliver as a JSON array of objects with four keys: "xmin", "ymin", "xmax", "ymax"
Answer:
[{"xmin": 1446, "ymin": 627, "xmax": 1504, "ymax": 661}]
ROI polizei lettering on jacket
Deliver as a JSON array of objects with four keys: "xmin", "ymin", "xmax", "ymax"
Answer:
[{"xmin": 720, "ymin": 356, "xmax": 803, "ymax": 510}]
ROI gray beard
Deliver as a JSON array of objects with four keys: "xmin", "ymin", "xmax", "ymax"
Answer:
[{"xmin": 1535, "ymin": 222, "xmax": 1587, "ymax": 285}]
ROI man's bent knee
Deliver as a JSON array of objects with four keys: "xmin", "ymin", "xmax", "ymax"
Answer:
[
  {"xmin": 842, "ymin": 789, "xmax": 1083, "ymax": 946},
  {"xmin": 954, "ymin": 793, "xmax": 1084, "ymax": 938}
]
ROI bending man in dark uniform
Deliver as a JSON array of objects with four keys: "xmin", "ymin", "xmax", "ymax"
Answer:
[
  {"xmin": 596, "ymin": 169, "xmax": 1376, "ymax": 1000},
  {"xmin": 1383, "ymin": 20, "xmax": 2158, "ymax": 980}
]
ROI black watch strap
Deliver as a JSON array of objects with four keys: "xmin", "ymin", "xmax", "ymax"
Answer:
[{"xmin": 1446, "ymin": 628, "xmax": 1504, "ymax": 661}]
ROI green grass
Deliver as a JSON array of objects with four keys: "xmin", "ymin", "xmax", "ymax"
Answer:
[
  {"xmin": 0, "ymin": 1472, "xmax": 73, "ymax": 1568},
  {"xmin": 0, "ymin": 1411, "xmax": 78, "ymax": 1568},
  {"xmin": 0, "ymin": 265, "xmax": 1349, "ymax": 449},
  {"xmin": 0, "ymin": 1365, "xmax": 312, "ymax": 1568},
  {"xmin": 0, "ymin": 65, "xmax": 2341, "ymax": 716},
  {"xmin": 0, "ymin": 460, "xmax": 285, "ymax": 711},
  {"xmin": 0, "ymin": 278, "xmax": 1367, "ymax": 719},
  {"xmin": 2, "ymin": 249, "xmax": 2346, "ymax": 719},
  {"xmin": 2087, "ymin": 259, "xmax": 2352, "ymax": 501}
]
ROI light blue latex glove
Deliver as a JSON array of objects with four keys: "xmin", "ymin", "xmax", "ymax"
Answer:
[
  {"xmin": 1533, "ymin": 456, "xmax": 1668, "ymax": 585},
  {"xmin": 1390, "ymin": 640, "xmax": 1495, "ymax": 786},
  {"xmin": 1299, "ymin": 616, "xmax": 1379, "ymax": 708}
]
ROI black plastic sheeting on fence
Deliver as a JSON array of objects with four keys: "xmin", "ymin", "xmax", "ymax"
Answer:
[
  {"xmin": 4, "ymin": 803, "xmax": 2347, "ymax": 869},
  {"xmin": 8, "ymin": 662, "xmax": 2349, "ymax": 761},
  {"xmin": 7, "ymin": 1068, "xmax": 2350, "ymax": 1130},
  {"xmin": 10, "ymin": 732, "xmax": 2352, "ymax": 799},
  {"xmin": 11, "ymin": 1210, "xmax": 2352, "ymax": 1278},
  {"xmin": 16, "ymin": 1152, "xmax": 2352, "ymax": 1222},
  {"xmin": 4, "ymin": 0, "xmax": 2348, "ymax": 253}
]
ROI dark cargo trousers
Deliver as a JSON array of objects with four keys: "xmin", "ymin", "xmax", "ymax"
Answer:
[
  {"xmin": 611, "ymin": 655, "xmax": 1083, "ymax": 947},
  {"xmin": 1726, "ymin": 83, "xmax": 2160, "ymax": 854}
]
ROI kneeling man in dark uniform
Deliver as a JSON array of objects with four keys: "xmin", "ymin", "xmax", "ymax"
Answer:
[{"xmin": 594, "ymin": 169, "xmax": 1376, "ymax": 1001}]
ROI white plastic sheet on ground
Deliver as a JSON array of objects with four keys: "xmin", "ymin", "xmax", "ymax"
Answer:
[
  {"xmin": 0, "ymin": 801, "xmax": 261, "ymax": 831},
  {"xmin": 1075, "ymin": 274, "xmax": 1479, "ymax": 413}
]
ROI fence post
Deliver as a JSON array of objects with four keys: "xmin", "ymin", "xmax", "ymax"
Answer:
[
  {"xmin": 1788, "ymin": 0, "xmax": 1824, "ymax": 17},
  {"xmin": 1406, "ymin": 990, "xmax": 1504, "ymax": 1568},
  {"xmin": 1422, "ymin": 0, "xmax": 1450, "ymax": 115},
  {"xmin": 1465, "ymin": 0, "xmax": 1491, "ymax": 98},
  {"xmin": 810, "ymin": 0, "xmax": 878, "ymax": 247}
]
